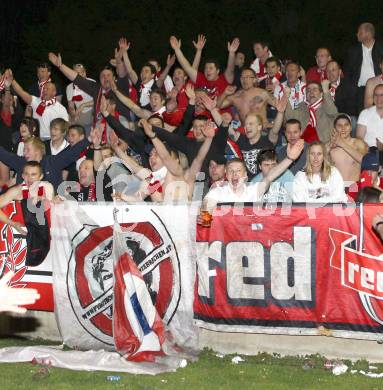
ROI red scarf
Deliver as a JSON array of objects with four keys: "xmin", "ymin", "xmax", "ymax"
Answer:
[
  {"xmin": 100, "ymin": 110, "xmax": 120, "ymax": 144},
  {"xmin": 0, "ymin": 110, "xmax": 12, "ymax": 127},
  {"xmin": 38, "ymin": 78, "xmax": 51, "ymax": 98},
  {"xmin": 21, "ymin": 183, "xmax": 45, "ymax": 199},
  {"xmin": 79, "ymin": 146, "xmax": 89, "ymax": 158},
  {"xmin": 306, "ymin": 97, "xmax": 323, "ymax": 128},
  {"xmin": 71, "ymin": 84, "xmax": 83, "ymax": 102},
  {"xmin": 317, "ymin": 68, "xmax": 327, "ymax": 81},
  {"xmin": 269, "ymin": 71, "xmax": 282, "ymax": 83},
  {"xmin": 35, "ymin": 97, "xmax": 56, "ymax": 116},
  {"xmin": 79, "ymin": 182, "xmax": 96, "ymax": 202},
  {"xmin": 301, "ymin": 97, "xmax": 323, "ymax": 143},
  {"xmin": 147, "ymin": 166, "xmax": 167, "ymax": 195},
  {"xmin": 147, "ymin": 178, "xmax": 163, "ymax": 194},
  {"xmin": 94, "ymin": 88, "xmax": 111, "ymax": 126},
  {"xmin": 330, "ymin": 79, "xmax": 340, "ymax": 100}
]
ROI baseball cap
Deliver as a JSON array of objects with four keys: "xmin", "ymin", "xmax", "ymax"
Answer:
[{"xmin": 361, "ymin": 152, "xmax": 380, "ymax": 171}]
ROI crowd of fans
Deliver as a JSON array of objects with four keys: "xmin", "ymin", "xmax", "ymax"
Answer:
[{"xmin": 0, "ymin": 22, "xmax": 382, "ymax": 213}]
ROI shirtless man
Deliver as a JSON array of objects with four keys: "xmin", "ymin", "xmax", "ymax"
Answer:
[
  {"xmin": 364, "ymin": 57, "xmax": 383, "ymax": 108},
  {"xmin": 217, "ymin": 68, "xmax": 272, "ymax": 123},
  {"xmin": 112, "ymin": 119, "xmax": 214, "ymax": 202},
  {"xmin": 328, "ymin": 114, "xmax": 368, "ymax": 184}
]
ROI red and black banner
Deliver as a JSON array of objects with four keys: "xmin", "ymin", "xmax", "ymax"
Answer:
[{"xmin": 195, "ymin": 203, "xmax": 383, "ymax": 338}]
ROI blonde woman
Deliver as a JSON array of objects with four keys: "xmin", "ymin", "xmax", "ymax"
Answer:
[{"xmin": 293, "ymin": 141, "xmax": 348, "ymax": 202}]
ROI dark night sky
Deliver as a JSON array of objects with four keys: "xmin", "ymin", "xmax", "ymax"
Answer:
[{"xmin": 1, "ymin": 0, "xmax": 383, "ymax": 84}]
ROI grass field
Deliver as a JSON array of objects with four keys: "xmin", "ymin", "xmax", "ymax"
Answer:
[{"xmin": 0, "ymin": 337, "xmax": 382, "ymax": 389}]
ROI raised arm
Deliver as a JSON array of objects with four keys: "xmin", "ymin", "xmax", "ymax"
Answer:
[
  {"xmin": 268, "ymin": 93, "xmax": 289, "ymax": 144},
  {"xmin": 111, "ymin": 79, "xmax": 150, "ymax": 119},
  {"xmin": 8, "ymin": 70, "xmax": 32, "ymax": 105},
  {"xmin": 119, "ymin": 38, "xmax": 138, "ymax": 85},
  {"xmin": 156, "ymin": 55, "xmax": 175, "ymax": 89},
  {"xmin": 0, "ymin": 186, "xmax": 27, "ymax": 235},
  {"xmin": 48, "ymin": 52, "xmax": 78, "ymax": 82},
  {"xmin": 0, "ymin": 146, "xmax": 25, "ymax": 171},
  {"xmin": 90, "ymin": 127, "xmax": 103, "ymax": 171},
  {"xmin": 224, "ymin": 38, "xmax": 240, "ymax": 84},
  {"xmin": 191, "ymin": 34, "xmax": 207, "ymax": 70},
  {"xmin": 200, "ymin": 93, "xmax": 222, "ymax": 126},
  {"xmin": 216, "ymin": 85, "xmax": 237, "ymax": 109},
  {"xmin": 141, "ymin": 119, "xmax": 183, "ymax": 177},
  {"xmin": 109, "ymin": 130, "xmax": 151, "ymax": 180},
  {"xmin": 54, "ymin": 136, "xmax": 91, "ymax": 170},
  {"xmin": 321, "ymin": 80, "xmax": 338, "ymax": 115},
  {"xmin": 115, "ymin": 38, "xmax": 128, "ymax": 78},
  {"xmin": 257, "ymin": 139, "xmax": 304, "ymax": 199},
  {"xmin": 187, "ymin": 122, "xmax": 214, "ymax": 181},
  {"xmin": 169, "ymin": 36, "xmax": 197, "ymax": 83}
]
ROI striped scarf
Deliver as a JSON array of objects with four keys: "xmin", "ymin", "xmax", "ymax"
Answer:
[
  {"xmin": 35, "ymin": 97, "xmax": 56, "ymax": 116},
  {"xmin": 38, "ymin": 78, "xmax": 52, "ymax": 98},
  {"xmin": 306, "ymin": 98, "xmax": 323, "ymax": 128}
]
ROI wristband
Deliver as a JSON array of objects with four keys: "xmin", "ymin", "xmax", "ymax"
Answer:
[
  {"xmin": 93, "ymin": 146, "xmax": 101, "ymax": 150},
  {"xmin": 374, "ymin": 221, "xmax": 383, "ymax": 230},
  {"xmin": 286, "ymin": 157, "xmax": 295, "ymax": 162},
  {"xmin": 149, "ymin": 134, "xmax": 157, "ymax": 139}
]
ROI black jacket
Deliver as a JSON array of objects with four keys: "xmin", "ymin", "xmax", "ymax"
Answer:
[
  {"xmin": 334, "ymin": 77, "xmax": 358, "ymax": 116},
  {"xmin": 343, "ymin": 41, "xmax": 383, "ymax": 86}
]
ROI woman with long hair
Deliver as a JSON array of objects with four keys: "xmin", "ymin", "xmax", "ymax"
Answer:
[{"xmin": 293, "ymin": 141, "xmax": 348, "ymax": 202}]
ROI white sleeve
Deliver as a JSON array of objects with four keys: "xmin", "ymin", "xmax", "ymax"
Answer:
[
  {"xmin": 66, "ymin": 84, "xmax": 73, "ymax": 102},
  {"xmin": 357, "ymin": 109, "xmax": 368, "ymax": 126},
  {"xmin": 30, "ymin": 96, "xmax": 40, "ymax": 110},
  {"xmin": 59, "ymin": 105, "xmax": 69, "ymax": 121},
  {"xmin": 164, "ymin": 76, "xmax": 175, "ymax": 94},
  {"xmin": 292, "ymin": 172, "xmax": 309, "ymax": 202},
  {"xmin": 326, "ymin": 167, "xmax": 348, "ymax": 202}
]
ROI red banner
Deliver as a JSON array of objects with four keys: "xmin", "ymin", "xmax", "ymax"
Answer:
[
  {"xmin": 195, "ymin": 203, "xmax": 383, "ymax": 338},
  {"xmin": 0, "ymin": 202, "xmax": 53, "ymax": 311}
]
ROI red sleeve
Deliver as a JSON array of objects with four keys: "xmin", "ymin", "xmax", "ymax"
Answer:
[
  {"xmin": 306, "ymin": 67, "xmax": 321, "ymax": 84},
  {"xmin": 129, "ymin": 83, "xmax": 138, "ymax": 104},
  {"xmin": 195, "ymin": 72, "xmax": 207, "ymax": 88},
  {"xmin": 163, "ymin": 109, "xmax": 185, "ymax": 126},
  {"xmin": 176, "ymin": 89, "xmax": 189, "ymax": 111}
]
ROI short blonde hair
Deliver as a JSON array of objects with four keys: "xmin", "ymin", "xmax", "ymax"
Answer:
[
  {"xmin": 245, "ymin": 113, "xmax": 263, "ymax": 127},
  {"xmin": 24, "ymin": 137, "xmax": 46, "ymax": 156}
]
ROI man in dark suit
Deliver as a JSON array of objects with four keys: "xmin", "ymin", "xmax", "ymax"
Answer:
[
  {"xmin": 326, "ymin": 60, "xmax": 357, "ymax": 117},
  {"xmin": 343, "ymin": 22, "xmax": 383, "ymax": 114}
]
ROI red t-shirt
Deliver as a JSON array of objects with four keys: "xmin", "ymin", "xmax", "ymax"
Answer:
[
  {"xmin": 195, "ymin": 72, "xmax": 229, "ymax": 98},
  {"xmin": 306, "ymin": 66, "xmax": 327, "ymax": 84}
]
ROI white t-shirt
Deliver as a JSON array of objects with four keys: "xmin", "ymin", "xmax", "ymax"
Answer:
[
  {"xmin": 31, "ymin": 96, "xmax": 69, "ymax": 140},
  {"xmin": 357, "ymin": 106, "xmax": 383, "ymax": 146},
  {"xmin": 358, "ymin": 44, "xmax": 375, "ymax": 87},
  {"xmin": 205, "ymin": 182, "xmax": 262, "ymax": 204},
  {"xmin": 292, "ymin": 167, "xmax": 348, "ymax": 203},
  {"xmin": 50, "ymin": 139, "xmax": 69, "ymax": 155},
  {"xmin": 66, "ymin": 80, "xmax": 94, "ymax": 112}
]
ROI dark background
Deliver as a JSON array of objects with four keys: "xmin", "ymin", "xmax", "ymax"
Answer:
[{"xmin": 1, "ymin": 0, "xmax": 383, "ymax": 85}]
